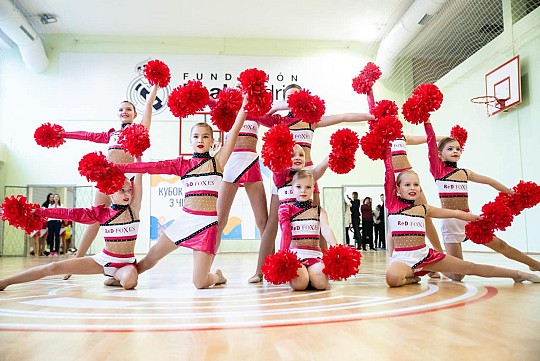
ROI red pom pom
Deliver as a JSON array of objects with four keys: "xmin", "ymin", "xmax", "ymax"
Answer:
[
  {"xmin": 167, "ymin": 80, "xmax": 209, "ymax": 118},
  {"xmin": 329, "ymin": 153, "xmax": 356, "ymax": 174},
  {"xmin": 143, "ymin": 59, "xmax": 171, "ymax": 88},
  {"xmin": 261, "ymin": 124, "xmax": 295, "ymax": 172},
  {"xmin": 450, "ymin": 125, "xmax": 468, "ymax": 151},
  {"xmin": 412, "ymin": 84, "xmax": 444, "ymax": 112},
  {"xmin": 494, "ymin": 192, "xmax": 522, "ymax": 216},
  {"xmin": 1, "ymin": 195, "xmax": 45, "ymax": 234},
  {"xmin": 287, "ymin": 89, "xmax": 325, "ymax": 124},
  {"xmin": 34, "ymin": 123, "xmax": 65, "ymax": 148},
  {"xmin": 322, "ymin": 245, "xmax": 361, "ymax": 280},
  {"xmin": 375, "ymin": 115, "xmax": 403, "ymax": 142},
  {"xmin": 210, "ymin": 88, "xmax": 243, "ymax": 132},
  {"xmin": 329, "ymin": 128, "xmax": 359, "ymax": 174},
  {"xmin": 402, "ymin": 96, "xmax": 431, "ymax": 124},
  {"xmin": 512, "ymin": 181, "xmax": 540, "ymax": 210},
  {"xmin": 78, "ymin": 152, "xmax": 125, "ymax": 194},
  {"xmin": 465, "ymin": 219, "xmax": 495, "ymax": 245},
  {"xmin": 237, "ymin": 68, "xmax": 272, "ymax": 116},
  {"xmin": 118, "ymin": 123, "xmax": 150, "ymax": 157},
  {"xmin": 261, "ymin": 249, "xmax": 302, "ymax": 284},
  {"xmin": 352, "ymin": 62, "xmax": 382, "ymax": 94},
  {"xmin": 371, "ymin": 100, "xmax": 398, "ymax": 119},
  {"xmin": 360, "ymin": 131, "xmax": 387, "ymax": 161},
  {"xmin": 481, "ymin": 201, "xmax": 514, "ymax": 231}
]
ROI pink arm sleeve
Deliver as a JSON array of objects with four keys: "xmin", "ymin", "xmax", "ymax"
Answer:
[
  {"xmin": 116, "ymin": 158, "xmax": 186, "ymax": 176},
  {"xmin": 34, "ymin": 205, "xmax": 113, "ymax": 224},
  {"xmin": 247, "ymin": 114, "xmax": 282, "ymax": 128},
  {"xmin": 383, "ymin": 150, "xmax": 399, "ymax": 211},
  {"xmin": 367, "ymin": 89, "xmax": 375, "ymax": 112},
  {"xmin": 207, "ymin": 98, "xmax": 217, "ymax": 110},
  {"xmin": 272, "ymin": 169, "xmax": 289, "ymax": 187},
  {"xmin": 63, "ymin": 129, "xmax": 114, "ymax": 144},
  {"xmin": 424, "ymin": 122, "xmax": 444, "ymax": 178},
  {"xmin": 278, "ymin": 204, "xmax": 292, "ymax": 250}
]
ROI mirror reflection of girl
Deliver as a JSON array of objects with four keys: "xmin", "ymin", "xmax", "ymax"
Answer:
[
  {"xmin": 0, "ymin": 176, "xmax": 143, "ymax": 291},
  {"xmin": 278, "ymin": 170, "xmax": 337, "ymax": 291}
]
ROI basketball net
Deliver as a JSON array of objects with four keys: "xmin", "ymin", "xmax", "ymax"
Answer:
[{"xmin": 470, "ymin": 96, "xmax": 509, "ymax": 118}]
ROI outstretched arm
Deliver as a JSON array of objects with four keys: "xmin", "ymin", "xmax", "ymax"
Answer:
[
  {"xmin": 63, "ymin": 128, "xmax": 114, "ymax": 144},
  {"xmin": 215, "ymin": 96, "xmax": 248, "ymax": 166},
  {"xmin": 116, "ymin": 158, "xmax": 185, "ymax": 176},
  {"xmin": 312, "ymin": 157, "xmax": 329, "ymax": 182},
  {"xmin": 320, "ymin": 208, "xmax": 338, "ymax": 246},
  {"xmin": 34, "ymin": 205, "xmax": 113, "ymax": 225},
  {"xmin": 468, "ymin": 170, "xmax": 514, "ymax": 194},
  {"xmin": 405, "ymin": 134, "xmax": 445, "ymax": 145},
  {"xmin": 426, "ymin": 205, "xmax": 482, "ymax": 222},
  {"xmin": 315, "ymin": 113, "xmax": 375, "ymax": 129},
  {"xmin": 140, "ymin": 84, "xmax": 159, "ymax": 130}
]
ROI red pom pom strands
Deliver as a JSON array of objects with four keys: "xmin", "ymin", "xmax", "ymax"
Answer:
[
  {"xmin": 450, "ymin": 125, "xmax": 468, "ymax": 151},
  {"xmin": 118, "ymin": 123, "xmax": 150, "ymax": 158},
  {"xmin": 465, "ymin": 220, "xmax": 496, "ymax": 245},
  {"xmin": 402, "ymin": 83, "xmax": 443, "ymax": 124},
  {"xmin": 352, "ymin": 62, "xmax": 382, "ymax": 95},
  {"xmin": 210, "ymin": 87, "xmax": 243, "ymax": 132},
  {"xmin": 78, "ymin": 152, "xmax": 126, "ymax": 194},
  {"xmin": 34, "ymin": 123, "xmax": 65, "ymax": 148},
  {"xmin": 143, "ymin": 59, "xmax": 171, "ymax": 88},
  {"xmin": 167, "ymin": 80, "xmax": 209, "ymax": 119},
  {"xmin": 371, "ymin": 100, "xmax": 398, "ymax": 119},
  {"xmin": 412, "ymin": 84, "xmax": 444, "ymax": 112},
  {"xmin": 361, "ymin": 115, "xmax": 403, "ymax": 160},
  {"xmin": 287, "ymin": 89, "xmax": 325, "ymax": 124},
  {"xmin": 261, "ymin": 124, "xmax": 295, "ymax": 172},
  {"xmin": 328, "ymin": 128, "xmax": 359, "ymax": 174},
  {"xmin": 1, "ymin": 195, "xmax": 45, "ymax": 234},
  {"xmin": 237, "ymin": 68, "xmax": 273, "ymax": 116},
  {"xmin": 261, "ymin": 249, "xmax": 302, "ymax": 285},
  {"xmin": 322, "ymin": 245, "xmax": 361, "ymax": 280}
]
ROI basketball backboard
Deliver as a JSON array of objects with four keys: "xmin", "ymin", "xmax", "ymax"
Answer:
[{"xmin": 484, "ymin": 55, "xmax": 521, "ymax": 116}]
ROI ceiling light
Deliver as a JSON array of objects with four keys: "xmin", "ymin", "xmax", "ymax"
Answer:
[{"xmin": 40, "ymin": 14, "xmax": 57, "ymax": 25}]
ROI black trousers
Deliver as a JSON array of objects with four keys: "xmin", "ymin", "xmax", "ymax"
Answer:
[
  {"xmin": 47, "ymin": 220, "xmax": 62, "ymax": 253},
  {"xmin": 351, "ymin": 216, "xmax": 361, "ymax": 249},
  {"xmin": 361, "ymin": 220, "xmax": 374, "ymax": 250}
]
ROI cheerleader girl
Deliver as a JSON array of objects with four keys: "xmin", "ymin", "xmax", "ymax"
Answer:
[
  {"xmin": 114, "ymin": 97, "xmax": 248, "ymax": 289},
  {"xmin": 278, "ymin": 170, "xmax": 337, "ymax": 290},
  {"xmin": 0, "ymin": 175, "xmax": 143, "ymax": 291},
  {"xmin": 248, "ymin": 84, "xmax": 374, "ymax": 282},
  {"xmin": 424, "ymin": 120, "xmax": 540, "ymax": 281},
  {"xmin": 63, "ymin": 85, "xmax": 159, "ymax": 279},
  {"xmin": 249, "ymin": 144, "xmax": 328, "ymax": 283},
  {"xmin": 383, "ymin": 150, "xmax": 539, "ymax": 287}
]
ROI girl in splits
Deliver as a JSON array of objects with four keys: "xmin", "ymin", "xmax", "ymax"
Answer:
[
  {"xmin": 248, "ymin": 84, "xmax": 374, "ymax": 282},
  {"xmin": 62, "ymin": 85, "xmax": 160, "ymax": 279},
  {"xmin": 278, "ymin": 170, "xmax": 338, "ymax": 291},
  {"xmin": 383, "ymin": 149, "xmax": 539, "ymax": 287},
  {"xmin": 424, "ymin": 119, "xmax": 540, "ymax": 281},
  {"xmin": 0, "ymin": 175, "xmax": 143, "ymax": 291},
  {"xmin": 114, "ymin": 97, "xmax": 248, "ymax": 289}
]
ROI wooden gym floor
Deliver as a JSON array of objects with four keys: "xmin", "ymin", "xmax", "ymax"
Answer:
[{"xmin": 0, "ymin": 251, "xmax": 539, "ymax": 361}]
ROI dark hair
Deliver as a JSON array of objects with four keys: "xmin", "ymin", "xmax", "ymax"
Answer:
[
  {"xmin": 437, "ymin": 137, "xmax": 459, "ymax": 152},
  {"xmin": 283, "ymin": 84, "xmax": 302, "ymax": 100},
  {"xmin": 120, "ymin": 100, "xmax": 137, "ymax": 115},
  {"xmin": 42, "ymin": 193, "xmax": 53, "ymax": 207}
]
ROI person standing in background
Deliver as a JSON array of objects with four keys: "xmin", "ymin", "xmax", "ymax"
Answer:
[
  {"xmin": 46, "ymin": 194, "xmax": 63, "ymax": 256},
  {"xmin": 346, "ymin": 192, "xmax": 361, "ymax": 249},
  {"xmin": 361, "ymin": 197, "xmax": 375, "ymax": 251}
]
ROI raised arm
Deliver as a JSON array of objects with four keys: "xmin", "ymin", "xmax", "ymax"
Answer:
[
  {"xmin": 320, "ymin": 208, "xmax": 338, "ymax": 246},
  {"xmin": 424, "ymin": 121, "xmax": 444, "ymax": 177},
  {"xmin": 468, "ymin": 170, "xmax": 514, "ymax": 194},
  {"xmin": 314, "ymin": 113, "xmax": 375, "ymax": 129},
  {"xmin": 426, "ymin": 205, "xmax": 482, "ymax": 222},
  {"xmin": 63, "ymin": 128, "xmax": 114, "ymax": 144},
  {"xmin": 278, "ymin": 204, "xmax": 292, "ymax": 250},
  {"xmin": 116, "ymin": 158, "xmax": 185, "ymax": 176},
  {"xmin": 383, "ymin": 150, "xmax": 398, "ymax": 210},
  {"xmin": 215, "ymin": 97, "xmax": 248, "ymax": 166},
  {"xmin": 34, "ymin": 205, "xmax": 112, "ymax": 225},
  {"xmin": 140, "ymin": 84, "xmax": 159, "ymax": 130},
  {"xmin": 130, "ymin": 172, "xmax": 143, "ymax": 215},
  {"xmin": 312, "ymin": 157, "xmax": 329, "ymax": 181}
]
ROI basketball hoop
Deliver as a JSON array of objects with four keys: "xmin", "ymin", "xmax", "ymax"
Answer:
[{"xmin": 470, "ymin": 95, "xmax": 509, "ymax": 117}]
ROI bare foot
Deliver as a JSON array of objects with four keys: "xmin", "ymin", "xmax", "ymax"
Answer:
[
  {"xmin": 427, "ymin": 272, "xmax": 441, "ymax": 279},
  {"xmin": 248, "ymin": 274, "xmax": 263, "ymax": 284},
  {"xmin": 405, "ymin": 276, "xmax": 421, "ymax": 285},
  {"xmin": 214, "ymin": 269, "xmax": 227, "ymax": 285},
  {"xmin": 63, "ymin": 274, "xmax": 72, "ymax": 280},
  {"xmin": 529, "ymin": 266, "xmax": 539, "ymax": 272},
  {"xmin": 103, "ymin": 278, "xmax": 122, "ymax": 287},
  {"xmin": 515, "ymin": 271, "xmax": 540, "ymax": 283},
  {"xmin": 0, "ymin": 282, "xmax": 6, "ymax": 291}
]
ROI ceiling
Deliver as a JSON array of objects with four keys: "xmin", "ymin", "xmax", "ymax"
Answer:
[{"xmin": 14, "ymin": 0, "xmax": 414, "ymax": 47}]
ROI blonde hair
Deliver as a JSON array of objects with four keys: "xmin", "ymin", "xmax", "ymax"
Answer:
[
  {"xmin": 395, "ymin": 170, "xmax": 419, "ymax": 186},
  {"xmin": 190, "ymin": 122, "xmax": 214, "ymax": 137},
  {"xmin": 292, "ymin": 170, "xmax": 314, "ymax": 184},
  {"xmin": 438, "ymin": 136, "xmax": 459, "ymax": 152}
]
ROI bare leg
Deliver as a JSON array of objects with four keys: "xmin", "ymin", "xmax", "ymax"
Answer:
[
  {"xmin": 250, "ymin": 194, "xmax": 279, "ymax": 282},
  {"xmin": 416, "ymin": 192, "xmax": 442, "ymax": 278},
  {"xmin": 32, "ymin": 236, "xmax": 39, "ymax": 257},
  {"xmin": 137, "ymin": 232, "xmax": 178, "ymax": 274},
  {"xmin": 385, "ymin": 262, "xmax": 419, "ymax": 287},
  {"xmin": 424, "ymin": 254, "xmax": 538, "ymax": 283},
  {"xmin": 38, "ymin": 235, "xmax": 46, "ymax": 256},
  {"xmin": 64, "ymin": 192, "xmax": 111, "ymax": 279},
  {"xmin": 484, "ymin": 236, "xmax": 540, "ymax": 271},
  {"xmin": 0, "ymin": 257, "xmax": 103, "ymax": 290},
  {"xmin": 308, "ymin": 262, "xmax": 329, "ymax": 290},
  {"xmin": 290, "ymin": 265, "xmax": 309, "ymax": 291},
  {"xmin": 443, "ymin": 243, "xmax": 465, "ymax": 281},
  {"xmin": 215, "ymin": 181, "xmax": 240, "ymax": 252},
  {"xmin": 244, "ymin": 181, "xmax": 269, "ymax": 241},
  {"xmin": 192, "ymin": 250, "xmax": 226, "ymax": 289},
  {"xmin": 112, "ymin": 265, "xmax": 139, "ymax": 290},
  {"xmin": 313, "ymin": 193, "xmax": 328, "ymax": 251}
]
